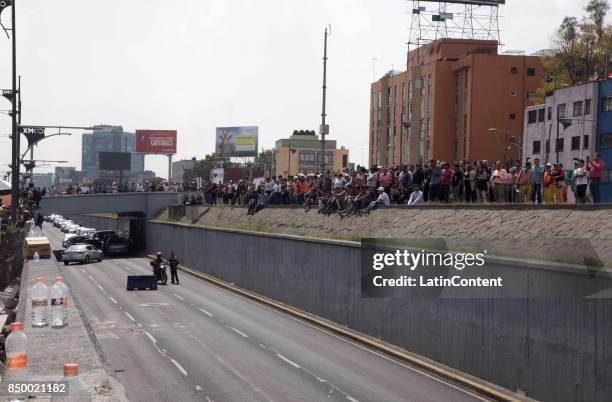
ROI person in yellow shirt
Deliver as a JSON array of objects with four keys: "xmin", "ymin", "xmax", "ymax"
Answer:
[{"xmin": 542, "ymin": 163, "xmax": 555, "ymax": 203}]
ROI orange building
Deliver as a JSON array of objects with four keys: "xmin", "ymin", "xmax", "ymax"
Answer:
[{"xmin": 369, "ymin": 39, "xmax": 543, "ymax": 166}]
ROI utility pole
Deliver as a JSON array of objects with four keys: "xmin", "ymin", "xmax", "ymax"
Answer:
[
  {"xmin": 320, "ymin": 26, "xmax": 329, "ymax": 175},
  {"xmin": 10, "ymin": 0, "xmax": 18, "ymax": 222}
]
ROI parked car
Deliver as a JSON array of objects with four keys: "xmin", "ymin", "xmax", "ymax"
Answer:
[
  {"xmin": 77, "ymin": 227, "xmax": 96, "ymax": 238},
  {"xmin": 93, "ymin": 230, "xmax": 116, "ymax": 244},
  {"xmin": 62, "ymin": 233, "xmax": 78, "ymax": 248},
  {"xmin": 103, "ymin": 235, "xmax": 130, "ymax": 255},
  {"xmin": 62, "ymin": 244, "xmax": 104, "ymax": 265},
  {"xmin": 64, "ymin": 236, "xmax": 103, "ymax": 250}
]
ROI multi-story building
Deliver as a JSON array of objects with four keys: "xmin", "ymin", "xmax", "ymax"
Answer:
[
  {"xmin": 369, "ymin": 39, "xmax": 543, "ymax": 166},
  {"xmin": 171, "ymin": 157, "xmax": 200, "ymax": 183},
  {"xmin": 263, "ymin": 131, "xmax": 349, "ymax": 177},
  {"xmin": 81, "ymin": 125, "xmax": 145, "ymax": 183},
  {"xmin": 30, "ymin": 172, "xmax": 53, "ymax": 189},
  {"xmin": 523, "ymin": 79, "xmax": 612, "ymax": 202}
]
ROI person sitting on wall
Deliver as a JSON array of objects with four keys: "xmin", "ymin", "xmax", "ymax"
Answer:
[{"xmin": 365, "ymin": 187, "xmax": 390, "ymax": 213}]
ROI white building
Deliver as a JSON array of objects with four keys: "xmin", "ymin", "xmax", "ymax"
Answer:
[{"xmin": 523, "ymin": 81, "xmax": 598, "ymax": 169}]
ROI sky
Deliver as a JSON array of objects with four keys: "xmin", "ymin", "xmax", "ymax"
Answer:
[{"xmin": 0, "ymin": 0, "xmax": 605, "ymax": 179}]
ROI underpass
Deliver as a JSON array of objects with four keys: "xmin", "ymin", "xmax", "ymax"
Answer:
[{"xmin": 44, "ymin": 223, "xmax": 488, "ymax": 402}]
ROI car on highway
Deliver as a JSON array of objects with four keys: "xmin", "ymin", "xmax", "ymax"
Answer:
[
  {"xmin": 54, "ymin": 217, "xmax": 65, "ymax": 228},
  {"xmin": 77, "ymin": 227, "xmax": 96, "ymax": 238},
  {"xmin": 103, "ymin": 235, "xmax": 130, "ymax": 255},
  {"xmin": 64, "ymin": 235, "xmax": 103, "ymax": 250},
  {"xmin": 62, "ymin": 233, "xmax": 78, "ymax": 248},
  {"xmin": 62, "ymin": 244, "xmax": 104, "ymax": 265},
  {"xmin": 93, "ymin": 230, "xmax": 117, "ymax": 244}
]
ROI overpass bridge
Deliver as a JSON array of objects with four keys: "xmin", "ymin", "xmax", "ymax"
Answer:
[{"xmin": 40, "ymin": 192, "xmax": 181, "ymax": 219}]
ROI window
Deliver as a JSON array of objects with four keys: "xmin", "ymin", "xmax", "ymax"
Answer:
[
  {"xmin": 547, "ymin": 106, "xmax": 552, "ymax": 120},
  {"xmin": 603, "ymin": 97, "xmax": 612, "ymax": 112},
  {"xmin": 532, "ymin": 140, "xmax": 541, "ymax": 154},
  {"xmin": 510, "ymin": 67, "xmax": 518, "ymax": 74},
  {"xmin": 573, "ymin": 101, "xmax": 583, "ymax": 116},
  {"xmin": 509, "ymin": 113, "xmax": 516, "ymax": 120},
  {"xmin": 510, "ymin": 90, "xmax": 517, "ymax": 97},
  {"xmin": 601, "ymin": 133, "xmax": 612, "ymax": 148},
  {"xmin": 526, "ymin": 91, "xmax": 536, "ymax": 100},
  {"xmin": 571, "ymin": 136, "xmax": 580, "ymax": 150},
  {"xmin": 428, "ymin": 74, "xmax": 432, "ymax": 93},
  {"xmin": 555, "ymin": 138, "xmax": 564, "ymax": 152},
  {"xmin": 538, "ymin": 108, "xmax": 545, "ymax": 122},
  {"xmin": 584, "ymin": 135, "xmax": 590, "ymax": 149},
  {"xmin": 527, "ymin": 68, "xmax": 536, "ymax": 76},
  {"xmin": 299, "ymin": 152, "xmax": 315, "ymax": 163},
  {"xmin": 528, "ymin": 110, "xmax": 537, "ymax": 124},
  {"xmin": 558, "ymin": 104, "xmax": 566, "ymax": 118},
  {"xmin": 585, "ymin": 99, "xmax": 591, "ymax": 115}
]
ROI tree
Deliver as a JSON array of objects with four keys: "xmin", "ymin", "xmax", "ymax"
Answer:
[
  {"xmin": 184, "ymin": 154, "xmax": 216, "ymax": 182},
  {"xmin": 539, "ymin": 0, "xmax": 612, "ymax": 100}
]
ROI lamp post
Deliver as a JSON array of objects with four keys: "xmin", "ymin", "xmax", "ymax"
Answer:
[
  {"xmin": 320, "ymin": 26, "xmax": 330, "ymax": 175},
  {"xmin": 488, "ymin": 127, "xmax": 521, "ymax": 163}
]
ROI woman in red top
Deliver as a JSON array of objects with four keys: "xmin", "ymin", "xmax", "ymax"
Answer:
[{"xmin": 587, "ymin": 152, "xmax": 605, "ymax": 203}]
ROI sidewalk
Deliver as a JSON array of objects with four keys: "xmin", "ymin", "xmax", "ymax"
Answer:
[{"xmin": 15, "ymin": 255, "xmax": 127, "ymax": 401}]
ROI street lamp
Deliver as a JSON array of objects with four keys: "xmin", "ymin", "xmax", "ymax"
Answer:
[{"xmin": 488, "ymin": 127, "xmax": 517, "ymax": 163}]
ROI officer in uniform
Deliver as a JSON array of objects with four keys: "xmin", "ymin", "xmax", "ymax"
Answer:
[{"xmin": 169, "ymin": 252, "xmax": 179, "ymax": 285}]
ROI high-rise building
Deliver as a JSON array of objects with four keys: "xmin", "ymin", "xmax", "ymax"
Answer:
[
  {"xmin": 81, "ymin": 125, "xmax": 145, "ymax": 182},
  {"xmin": 171, "ymin": 157, "xmax": 200, "ymax": 183},
  {"xmin": 369, "ymin": 39, "xmax": 543, "ymax": 166}
]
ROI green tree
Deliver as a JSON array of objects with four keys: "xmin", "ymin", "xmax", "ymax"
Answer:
[{"xmin": 539, "ymin": 0, "xmax": 611, "ymax": 100}]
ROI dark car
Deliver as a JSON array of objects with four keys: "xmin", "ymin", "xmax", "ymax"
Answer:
[
  {"xmin": 103, "ymin": 235, "xmax": 130, "ymax": 255},
  {"xmin": 65, "ymin": 236, "xmax": 103, "ymax": 250},
  {"xmin": 93, "ymin": 230, "xmax": 116, "ymax": 244}
]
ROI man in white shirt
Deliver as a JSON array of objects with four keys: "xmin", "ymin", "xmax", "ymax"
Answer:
[
  {"xmin": 366, "ymin": 187, "xmax": 390, "ymax": 212},
  {"xmin": 407, "ymin": 185, "xmax": 423, "ymax": 205},
  {"xmin": 572, "ymin": 159, "xmax": 589, "ymax": 204}
]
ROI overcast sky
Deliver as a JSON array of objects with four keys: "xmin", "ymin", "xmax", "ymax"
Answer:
[{"xmin": 0, "ymin": 0, "xmax": 606, "ymax": 178}]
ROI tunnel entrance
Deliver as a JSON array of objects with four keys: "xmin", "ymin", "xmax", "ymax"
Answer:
[{"xmin": 117, "ymin": 212, "xmax": 146, "ymax": 252}]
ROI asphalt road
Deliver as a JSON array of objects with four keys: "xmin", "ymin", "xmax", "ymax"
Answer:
[{"xmin": 44, "ymin": 224, "xmax": 487, "ymax": 402}]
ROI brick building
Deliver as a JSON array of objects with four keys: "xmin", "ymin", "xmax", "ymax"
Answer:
[{"xmin": 369, "ymin": 39, "xmax": 543, "ymax": 166}]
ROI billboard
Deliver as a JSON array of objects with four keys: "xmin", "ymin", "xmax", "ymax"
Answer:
[
  {"xmin": 55, "ymin": 167, "xmax": 75, "ymax": 185},
  {"xmin": 215, "ymin": 126, "xmax": 258, "ymax": 157},
  {"xmin": 99, "ymin": 152, "xmax": 132, "ymax": 171},
  {"xmin": 135, "ymin": 130, "xmax": 177, "ymax": 154}
]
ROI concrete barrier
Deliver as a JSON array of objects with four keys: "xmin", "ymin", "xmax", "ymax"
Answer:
[{"xmin": 146, "ymin": 220, "xmax": 612, "ymax": 402}]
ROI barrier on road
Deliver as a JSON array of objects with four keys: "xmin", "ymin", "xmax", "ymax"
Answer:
[{"xmin": 146, "ymin": 220, "xmax": 612, "ymax": 402}]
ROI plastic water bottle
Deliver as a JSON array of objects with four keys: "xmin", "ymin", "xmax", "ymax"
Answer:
[
  {"xmin": 55, "ymin": 277, "xmax": 69, "ymax": 324},
  {"xmin": 33, "ymin": 251, "xmax": 40, "ymax": 262},
  {"xmin": 6, "ymin": 322, "xmax": 28, "ymax": 402},
  {"xmin": 49, "ymin": 279, "xmax": 67, "ymax": 328},
  {"xmin": 31, "ymin": 277, "xmax": 48, "ymax": 327},
  {"xmin": 50, "ymin": 363, "xmax": 91, "ymax": 402}
]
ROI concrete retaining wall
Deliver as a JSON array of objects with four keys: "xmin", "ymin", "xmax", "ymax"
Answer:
[
  {"xmin": 0, "ymin": 228, "xmax": 26, "ymax": 290},
  {"xmin": 146, "ymin": 220, "xmax": 612, "ymax": 402},
  {"xmin": 64, "ymin": 214, "xmax": 118, "ymax": 233}
]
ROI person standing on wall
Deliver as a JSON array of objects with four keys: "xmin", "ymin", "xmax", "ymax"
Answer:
[{"xmin": 169, "ymin": 252, "xmax": 180, "ymax": 285}]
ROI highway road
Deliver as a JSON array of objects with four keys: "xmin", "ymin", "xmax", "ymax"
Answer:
[{"xmin": 44, "ymin": 224, "xmax": 488, "ymax": 402}]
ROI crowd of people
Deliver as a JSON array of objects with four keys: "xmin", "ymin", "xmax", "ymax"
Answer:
[
  {"xmin": 182, "ymin": 152, "xmax": 607, "ymax": 216},
  {"xmin": 21, "ymin": 152, "xmax": 607, "ymax": 219}
]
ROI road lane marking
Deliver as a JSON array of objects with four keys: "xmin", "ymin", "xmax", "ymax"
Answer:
[
  {"xmin": 124, "ymin": 312, "xmax": 136, "ymax": 322},
  {"xmin": 199, "ymin": 308, "xmax": 214, "ymax": 317},
  {"xmin": 145, "ymin": 331, "xmax": 157, "ymax": 343},
  {"xmin": 170, "ymin": 358, "xmax": 188, "ymax": 376},
  {"xmin": 88, "ymin": 275, "xmax": 94, "ymax": 280},
  {"xmin": 276, "ymin": 354, "xmax": 300, "ymax": 369},
  {"xmin": 140, "ymin": 303, "xmax": 170, "ymax": 307},
  {"xmin": 227, "ymin": 326, "xmax": 249, "ymax": 338},
  {"xmin": 347, "ymin": 397, "xmax": 360, "ymax": 402},
  {"xmin": 109, "ymin": 296, "xmax": 118, "ymax": 304},
  {"xmin": 97, "ymin": 284, "xmax": 104, "ymax": 291},
  {"xmin": 194, "ymin": 385, "xmax": 202, "ymax": 391},
  {"xmin": 205, "ymin": 397, "xmax": 214, "ymax": 402},
  {"xmin": 173, "ymin": 294, "xmax": 185, "ymax": 301}
]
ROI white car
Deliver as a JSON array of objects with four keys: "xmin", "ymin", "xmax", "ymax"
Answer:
[
  {"xmin": 80, "ymin": 228, "xmax": 96, "ymax": 238},
  {"xmin": 63, "ymin": 233, "xmax": 77, "ymax": 248},
  {"xmin": 62, "ymin": 244, "xmax": 104, "ymax": 265}
]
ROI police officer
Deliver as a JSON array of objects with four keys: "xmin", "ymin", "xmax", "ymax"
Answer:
[{"xmin": 169, "ymin": 252, "xmax": 179, "ymax": 285}]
